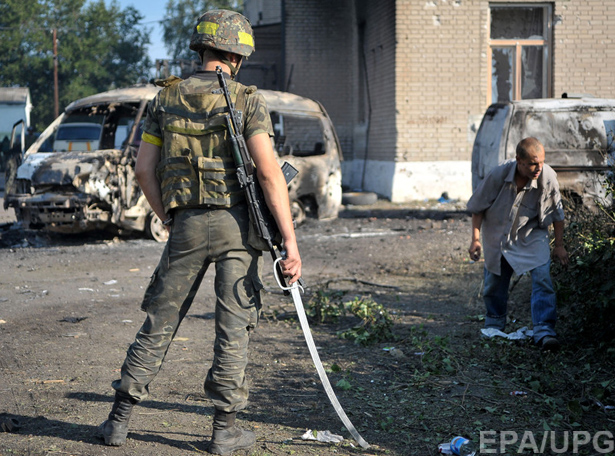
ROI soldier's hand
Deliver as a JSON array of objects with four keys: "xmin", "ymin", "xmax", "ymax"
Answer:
[{"xmin": 281, "ymin": 241, "xmax": 302, "ymax": 284}]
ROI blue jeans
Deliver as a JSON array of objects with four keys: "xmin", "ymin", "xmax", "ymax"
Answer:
[{"xmin": 483, "ymin": 257, "xmax": 557, "ymax": 343}]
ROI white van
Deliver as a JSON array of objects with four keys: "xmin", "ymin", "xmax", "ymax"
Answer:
[{"xmin": 472, "ymin": 97, "xmax": 615, "ymax": 208}]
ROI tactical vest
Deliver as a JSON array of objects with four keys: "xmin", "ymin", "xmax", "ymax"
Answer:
[{"xmin": 154, "ymin": 78, "xmax": 254, "ymax": 213}]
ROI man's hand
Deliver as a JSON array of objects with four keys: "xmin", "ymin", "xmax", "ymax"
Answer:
[
  {"xmin": 469, "ymin": 213, "xmax": 483, "ymax": 262},
  {"xmin": 551, "ymin": 221, "xmax": 568, "ymax": 266},
  {"xmin": 280, "ymin": 240, "xmax": 302, "ymax": 284},
  {"xmin": 468, "ymin": 240, "xmax": 482, "ymax": 261},
  {"xmin": 247, "ymin": 133, "xmax": 302, "ymax": 284},
  {"xmin": 552, "ymin": 245, "xmax": 569, "ymax": 266}
]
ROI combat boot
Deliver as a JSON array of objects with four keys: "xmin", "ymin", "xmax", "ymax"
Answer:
[
  {"xmin": 208, "ymin": 410, "xmax": 256, "ymax": 455},
  {"xmin": 98, "ymin": 392, "xmax": 137, "ymax": 446}
]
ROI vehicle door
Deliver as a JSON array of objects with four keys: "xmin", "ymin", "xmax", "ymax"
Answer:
[
  {"xmin": 115, "ymin": 99, "xmax": 149, "ymax": 211},
  {"xmin": 471, "ymin": 103, "xmax": 511, "ymax": 191},
  {"xmin": 3, "ymin": 120, "xmax": 25, "ymax": 209}
]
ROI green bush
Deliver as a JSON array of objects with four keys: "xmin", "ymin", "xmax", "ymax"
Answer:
[
  {"xmin": 338, "ymin": 296, "xmax": 396, "ymax": 346},
  {"xmin": 305, "ymin": 289, "xmax": 345, "ymax": 324},
  {"xmin": 304, "ymin": 291, "xmax": 396, "ymax": 346},
  {"xmin": 554, "ymin": 164, "xmax": 615, "ymax": 346}
]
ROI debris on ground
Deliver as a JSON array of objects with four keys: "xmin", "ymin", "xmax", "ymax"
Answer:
[
  {"xmin": 301, "ymin": 429, "xmax": 344, "ymax": 443},
  {"xmin": 480, "ymin": 326, "xmax": 533, "ymax": 340}
]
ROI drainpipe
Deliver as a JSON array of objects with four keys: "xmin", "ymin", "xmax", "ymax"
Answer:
[
  {"xmin": 281, "ymin": 0, "xmax": 286, "ymax": 92},
  {"xmin": 359, "ymin": 44, "xmax": 372, "ymax": 190}
]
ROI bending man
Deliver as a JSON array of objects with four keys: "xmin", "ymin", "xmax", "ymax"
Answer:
[{"xmin": 467, "ymin": 137, "xmax": 568, "ymax": 351}]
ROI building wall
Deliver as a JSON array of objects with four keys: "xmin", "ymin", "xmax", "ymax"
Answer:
[
  {"xmin": 344, "ymin": 0, "xmax": 398, "ymax": 192},
  {"xmin": 396, "ymin": 0, "xmax": 485, "ymax": 164},
  {"xmin": 239, "ymin": 23, "xmax": 283, "ymax": 90},
  {"xmin": 244, "ymin": 0, "xmax": 282, "ymax": 25},
  {"xmin": 357, "ymin": 0, "xmax": 485, "ymax": 201},
  {"xmin": 283, "ymin": 0, "xmax": 358, "ymax": 162},
  {"xmin": 552, "ymin": 0, "xmax": 615, "ymax": 98},
  {"xmin": 0, "ymin": 87, "xmax": 32, "ymax": 140},
  {"xmin": 364, "ymin": 0, "xmax": 615, "ymax": 202},
  {"xmin": 0, "ymin": 105, "xmax": 29, "ymax": 140},
  {"xmin": 247, "ymin": 0, "xmax": 615, "ymax": 202},
  {"xmin": 360, "ymin": 0, "xmax": 397, "ymax": 163}
]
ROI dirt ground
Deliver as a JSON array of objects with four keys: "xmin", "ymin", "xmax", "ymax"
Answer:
[{"xmin": 1, "ymin": 192, "xmax": 613, "ymax": 456}]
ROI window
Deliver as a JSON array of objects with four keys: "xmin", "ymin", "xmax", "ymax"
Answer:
[
  {"xmin": 270, "ymin": 112, "xmax": 326, "ymax": 157},
  {"xmin": 53, "ymin": 123, "xmax": 102, "ymax": 152},
  {"xmin": 489, "ymin": 4, "xmax": 552, "ymax": 104},
  {"xmin": 55, "ymin": 124, "xmax": 102, "ymax": 141}
]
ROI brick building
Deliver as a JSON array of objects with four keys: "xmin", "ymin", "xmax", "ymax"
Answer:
[{"xmin": 242, "ymin": 0, "xmax": 615, "ymax": 202}]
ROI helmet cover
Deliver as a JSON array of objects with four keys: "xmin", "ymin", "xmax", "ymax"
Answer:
[{"xmin": 189, "ymin": 9, "xmax": 254, "ymax": 57}]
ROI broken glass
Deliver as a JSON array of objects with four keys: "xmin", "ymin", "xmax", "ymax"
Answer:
[
  {"xmin": 492, "ymin": 48, "xmax": 513, "ymax": 103},
  {"xmin": 521, "ymin": 46, "xmax": 544, "ymax": 99}
]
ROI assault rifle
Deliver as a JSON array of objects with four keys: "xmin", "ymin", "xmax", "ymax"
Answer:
[{"xmin": 216, "ymin": 66, "xmax": 302, "ymax": 289}]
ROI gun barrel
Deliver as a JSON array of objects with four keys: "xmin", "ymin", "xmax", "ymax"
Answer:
[{"xmin": 216, "ymin": 67, "xmax": 241, "ymax": 135}]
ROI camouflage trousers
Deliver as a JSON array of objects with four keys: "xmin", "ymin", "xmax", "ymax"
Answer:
[{"xmin": 112, "ymin": 203, "xmax": 263, "ymax": 412}]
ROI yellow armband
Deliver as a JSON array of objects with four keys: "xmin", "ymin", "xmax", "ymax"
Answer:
[{"xmin": 141, "ymin": 132, "xmax": 163, "ymax": 147}]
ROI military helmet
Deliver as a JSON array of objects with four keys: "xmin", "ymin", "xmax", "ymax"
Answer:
[{"xmin": 189, "ymin": 9, "xmax": 254, "ymax": 57}]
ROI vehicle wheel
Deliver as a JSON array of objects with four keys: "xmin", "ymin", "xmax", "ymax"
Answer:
[
  {"xmin": 290, "ymin": 200, "xmax": 306, "ymax": 225},
  {"xmin": 341, "ymin": 191, "xmax": 378, "ymax": 206},
  {"xmin": 145, "ymin": 211, "xmax": 169, "ymax": 243}
]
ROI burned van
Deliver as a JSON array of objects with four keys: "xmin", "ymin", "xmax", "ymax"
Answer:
[
  {"xmin": 262, "ymin": 89, "xmax": 343, "ymax": 224},
  {"xmin": 471, "ymin": 97, "xmax": 615, "ymax": 209},
  {"xmin": 4, "ymin": 84, "xmax": 342, "ymax": 242}
]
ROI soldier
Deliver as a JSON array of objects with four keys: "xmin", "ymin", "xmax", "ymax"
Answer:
[{"xmin": 98, "ymin": 10, "xmax": 302, "ymax": 455}]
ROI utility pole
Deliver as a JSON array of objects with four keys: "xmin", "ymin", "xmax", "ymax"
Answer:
[{"xmin": 53, "ymin": 28, "xmax": 59, "ymax": 118}]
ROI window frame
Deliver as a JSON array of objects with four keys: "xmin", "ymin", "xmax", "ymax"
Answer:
[{"xmin": 488, "ymin": 3, "xmax": 553, "ymax": 104}]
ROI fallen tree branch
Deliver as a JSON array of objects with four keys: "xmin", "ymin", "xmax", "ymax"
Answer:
[
  {"xmin": 313, "ymin": 277, "xmax": 400, "ymax": 290},
  {"xmin": 263, "ymin": 276, "xmax": 399, "ymax": 295}
]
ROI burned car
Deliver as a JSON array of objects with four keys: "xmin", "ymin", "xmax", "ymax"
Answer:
[
  {"xmin": 472, "ymin": 97, "xmax": 615, "ymax": 209},
  {"xmin": 263, "ymin": 89, "xmax": 342, "ymax": 224},
  {"xmin": 5, "ymin": 84, "xmax": 342, "ymax": 242}
]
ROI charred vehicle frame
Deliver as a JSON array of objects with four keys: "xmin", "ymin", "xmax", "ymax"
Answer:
[
  {"xmin": 472, "ymin": 97, "xmax": 615, "ymax": 209},
  {"xmin": 4, "ymin": 85, "xmax": 342, "ymax": 242}
]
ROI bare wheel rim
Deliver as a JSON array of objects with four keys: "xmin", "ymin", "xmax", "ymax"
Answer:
[
  {"xmin": 147, "ymin": 212, "xmax": 169, "ymax": 243},
  {"xmin": 290, "ymin": 200, "xmax": 306, "ymax": 225}
]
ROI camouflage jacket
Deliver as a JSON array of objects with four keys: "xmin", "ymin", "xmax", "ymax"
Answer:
[{"xmin": 142, "ymin": 71, "xmax": 273, "ymax": 212}]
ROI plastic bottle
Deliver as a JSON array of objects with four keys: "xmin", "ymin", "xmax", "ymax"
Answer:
[{"xmin": 450, "ymin": 436, "xmax": 478, "ymax": 456}]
